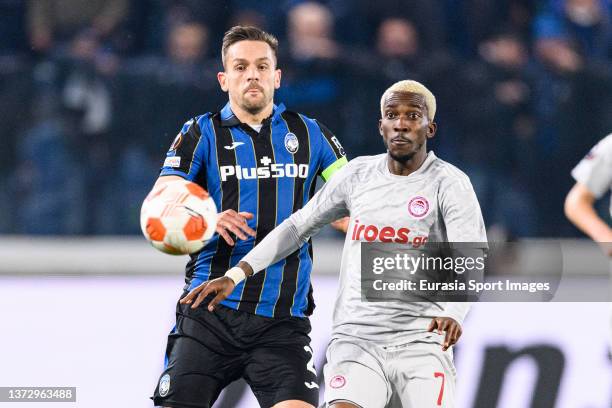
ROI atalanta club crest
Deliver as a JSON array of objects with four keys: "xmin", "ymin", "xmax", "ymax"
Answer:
[
  {"xmin": 284, "ymin": 132, "xmax": 299, "ymax": 154},
  {"xmin": 330, "ymin": 375, "xmax": 346, "ymax": 389},
  {"xmin": 159, "ymin": 374, "xmax": 171, "ymax": 397},
  {"xmin": 408, "ymin": 196, "xmax": 430, "ymax": 218}
]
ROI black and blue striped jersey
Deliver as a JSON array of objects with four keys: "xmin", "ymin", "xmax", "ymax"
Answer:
[{"xmin": 159, "ymin": 102, "xmax": 347, "ymax": 318}]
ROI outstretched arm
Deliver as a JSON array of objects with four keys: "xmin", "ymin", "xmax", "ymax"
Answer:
[{"xmin": 182, "ymin": 163, "xmax": 353, "ymax": 311}]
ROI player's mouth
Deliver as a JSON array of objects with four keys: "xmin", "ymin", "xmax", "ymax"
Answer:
[
  {"xmin": 390, "ymin": 137, "xmax": 412, "ymax": 146},
  {"xmin": 245, "ymin": 86, "xmax": 264, "ymax": 95}
]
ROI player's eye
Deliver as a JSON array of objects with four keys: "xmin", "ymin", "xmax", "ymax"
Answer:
[
  {"xmin": 409, "ymin": 112, "xmax": 420, "ymax": 119},
  {"xmin": 235, "ymin": 65, "xmax": 245, "ymax": 71},
  {"xmin": 258, "ymin": 64, "xmax": 268, "ymax": 70},
  {"xmin": 385, "ymin": 112, "xmax": 396, "ymax": 119}
]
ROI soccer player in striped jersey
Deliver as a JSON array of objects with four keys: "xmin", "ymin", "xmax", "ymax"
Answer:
[
  {"xmin": 184, "ymin": 80, "xmax": 488, "ymax": 407},
  {"xmin": 150, "ymin": 26, "xmax": 347, "ymax": 408}
]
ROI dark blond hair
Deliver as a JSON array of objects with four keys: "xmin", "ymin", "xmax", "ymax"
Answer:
[{"xmin": 221, "ymin": 26, "xmax": 279, "ymax": 67}]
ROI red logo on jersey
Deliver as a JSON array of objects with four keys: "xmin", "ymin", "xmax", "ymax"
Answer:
[
  {"xmin": 330, "ymin": 375, "xmax": 346, "ymax": 389},
  {"xmin": 350, "ymin": 220, "xmax": 428, "ymax": 247},
  {"xmin": 351, "ymin": 220, "xmax": 410, "ymax": 243},
  {"xmin": 408, "ymin": 196, "xmax": 430, "ymax": 218}
]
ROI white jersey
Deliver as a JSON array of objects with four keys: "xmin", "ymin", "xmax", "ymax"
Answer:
[
  {"xmin": 571, "ymin": 134, "xmax": 612, "ymax": 217},
  {"xmin": 243, "ymin": 151, "xmax": 487, "ymax": 345}
]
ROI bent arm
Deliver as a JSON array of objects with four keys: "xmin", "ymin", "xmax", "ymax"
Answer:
[{"xmin": 565, "ymin": 182, "xmax": 612, "ymax": 243}]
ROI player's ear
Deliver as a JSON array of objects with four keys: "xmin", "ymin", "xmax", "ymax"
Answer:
[
  {"xmin": 217, "ymin": 71, "xmax": 228, "ymax": 92},
  {"xmin": 427, "ymin": 122, "xmax": 437, "ymax": 138},
  {"xmin": 274, "ymin": 68, "xmax": 281, "ymax": 89},
  {"xmin": 378, "ymin": 119, "xmax": 384, "ymax": 136}
]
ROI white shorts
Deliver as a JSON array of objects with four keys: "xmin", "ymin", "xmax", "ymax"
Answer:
[{"xmin": 323, "ymin": 337, "xmax": 456, "ymax": 408}]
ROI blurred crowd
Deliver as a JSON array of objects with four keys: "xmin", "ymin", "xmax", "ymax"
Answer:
[{"xmin": 1, "ymin": 0, "xmax": 611, "ymax": 238}]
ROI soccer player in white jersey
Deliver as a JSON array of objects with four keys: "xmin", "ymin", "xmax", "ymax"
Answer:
[
  {"xmin": 182, "ymin": 80, "xmax": 488, "ymax": 407},
  {"xmin": 565, "ymin": 134, "xmax": 612, "ymax": 256},
  {"xmin": 565, "ymin": 134, "xmax": 612, "ymax": 355}
]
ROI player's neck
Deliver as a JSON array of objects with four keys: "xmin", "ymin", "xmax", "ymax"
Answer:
[
  {"xmin": 387, "ymin": 149, "xmax": 428, "ymax": 176},
  {"xmin": 230, "ymin": 101, "xmax": 274, "ymax": 125}
]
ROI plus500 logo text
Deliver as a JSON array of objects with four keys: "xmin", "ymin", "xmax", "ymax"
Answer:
[{"xmin": 220, "ymin": 156, "xmax": 308, "ymax": 181}]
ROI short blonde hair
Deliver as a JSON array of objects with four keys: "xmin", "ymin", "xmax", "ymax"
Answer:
[{"xmin": 380, "ymin": 80, "xmax": 436, "ymax": 121}]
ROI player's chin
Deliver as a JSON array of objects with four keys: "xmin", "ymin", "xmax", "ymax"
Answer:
[
  {"xmin": 243, "ymin": 97, "xmax": 267, "ymax": 111},
  {"xmin": 389, "ymin": 149, "xmax": 416, "ymax": 162}
]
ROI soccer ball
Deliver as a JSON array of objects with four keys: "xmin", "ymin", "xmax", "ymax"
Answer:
[{"xmin": 140, "ymin": 179, "xmax": 217, "ymax": 255}]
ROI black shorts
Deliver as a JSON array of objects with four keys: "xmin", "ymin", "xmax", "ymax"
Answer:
[{"xmin": 151, "ymin": 295, "xmax": 319, "ymax": 408}]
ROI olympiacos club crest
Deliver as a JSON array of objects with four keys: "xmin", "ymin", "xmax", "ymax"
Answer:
[
  {"xmin": 330, "ymin": 375, "xmax": 346, "ymax": 389},
  {"xmin": 408, "ymin": 196, "xmax": 430, "ymax": 218}
]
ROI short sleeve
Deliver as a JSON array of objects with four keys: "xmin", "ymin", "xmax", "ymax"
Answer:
[
  {"xmin": 571, "ymin": 134, "xmax": 612, "ymax": 199},
  {"xmin": 315, "ymin": 120, "xmax": 348, "ymax": 181},
  {"xmin": 159, "ymin": 115, "xmax": 208, "ymax": 181}
]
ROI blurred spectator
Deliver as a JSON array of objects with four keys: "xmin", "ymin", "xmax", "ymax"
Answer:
[
  {"xmin": 230, "ymin": 9, "xmax": 268, "ymax": 31},
  {"xmin": 351, "ymin": 0, "xmax": 447, "ymax": 50},
  {"xmin": 276, "ymin": 2, "xmax": 344, "ymax": 133},
  {"xmin": 229, "ymin": 1, "xmax": 281, "ymax": 32},
  {"xmin": 343, "ymin": 18, "xmax": 426, "ymax": 156},
  {"xmin": 344, "ymin": 17, "xmax": 460, "ymax": 158},
  {"xmin": 27, "ymin": 0, "xmax": 128, "ymax": 54},
  {"xmin": 118, "ymin": 21, "xmax": 221, "ymax": 157},
  {"xmin": 133, "ymin": 0, "xmax": 230, "ymax": 55},
  {"xmin": 532, "ymin": 32, "xmax": 612, "ymax": 235},
  {"xmin": 44, "ymin": 30, "xmax": 120, "ymax": 234},
  {"xmin": 12, "ymin": 91, "xmax": 85, "ymax": 234},
  {"xmin": 443, "ymin": 0, "xmax": 535, "ymax": 56},
  {"xmin": 377, "ymin": 18, "xmax": 420, "ymax": 60},
  {"xmin": 286, "ymin": 2, "xmax": 339, "ymax": 60},
  {"xmin": 534, "ymin": 0, "xmax": 612, "ymax": 61},
  {"xmin": 459, "ymin": 31, "xmax": 538, "ymax": 237},
  {"xmin": 115, "ymin": 21, "xmax": 222, "ymax": 233}
]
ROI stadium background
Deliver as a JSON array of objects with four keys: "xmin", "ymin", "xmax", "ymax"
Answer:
[{"xmin": 1, "ymin": 0, "xmax": 611, "ymax": 407}]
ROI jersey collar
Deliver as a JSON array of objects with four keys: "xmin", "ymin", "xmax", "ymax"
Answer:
[{"xmin": 219, "ymin": 102, "xmax": 286, "ymax": 127}]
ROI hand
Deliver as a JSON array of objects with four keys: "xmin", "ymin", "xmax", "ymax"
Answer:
[
  {"xmin": 216, "ymin": 210, "xmax": 256, "ymax": 246},
  {"xmin": 427, "ymin": 317, "xmax": 462, "ymax": 351},
  {"xmin": 330, "ymin": 217, "xmax": 350, "ymax": 234},
  {"xmin": 180, "ymin": 276, "xmax": 236, "ymax": 312},
  {"xmin": 598, "ymin": 242, "xmax": 612, "ymax": 258}
]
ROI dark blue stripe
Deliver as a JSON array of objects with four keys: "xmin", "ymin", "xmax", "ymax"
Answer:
[
  {"xmin": 255, "ymin": 120, "xmax": 294, "ymax": 316},
  {"xmin": 291, "ymin": 244, "xmax": 313, "ymax": 316},
  {"xmin": 293, "ymin": 114, "xmax": 321, "ymax": 315},
  {"xmin": 222, "ymin": 128, "xmax": 259, "ymax": 309},
  {"xmin": 189, "ymin": 116, "xmax": 220, "ymax": 289}
]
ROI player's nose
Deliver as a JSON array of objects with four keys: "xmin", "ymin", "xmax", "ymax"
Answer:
[
  {"xmin": 393, "ymin": 117, "xmax": 409, "ymax": 132},
  {"xmin": 246, "ymin": 66, "xmax": 260, "ymax": 81}
]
